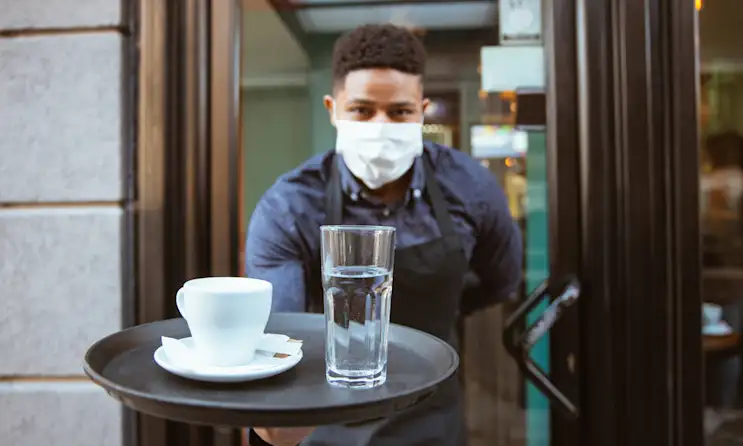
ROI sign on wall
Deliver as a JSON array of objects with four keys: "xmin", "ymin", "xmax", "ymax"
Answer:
[
  {"xmin": 499, "ymin": 0, "xmax": 542, "ymax": 45},
  {"xmin": 480, "ymin": 45, "xmax": 545, "ymax": 92}
]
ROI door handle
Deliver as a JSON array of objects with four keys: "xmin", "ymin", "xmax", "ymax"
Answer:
[{"xmin": 503, "ymin": 276, "xmax": 581, "ymax": 419}]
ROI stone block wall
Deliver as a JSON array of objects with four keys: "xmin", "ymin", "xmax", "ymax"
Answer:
[{"xmin": 0, "ymin": 1, "xmax": 125, "ymax": 445}]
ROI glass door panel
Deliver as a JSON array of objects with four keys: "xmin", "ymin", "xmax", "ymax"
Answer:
[
  {"xmin": 699, "ymin": 1, "xmax": 743, "ymax": 443},
  {"xmin": 238, "ymin": 0, "xmax": 582, "ymax": 444}
]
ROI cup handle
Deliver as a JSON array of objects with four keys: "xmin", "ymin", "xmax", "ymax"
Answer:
[{"xmin": 176, "ymin": 288, "xmax": 187, "ymax": 320}]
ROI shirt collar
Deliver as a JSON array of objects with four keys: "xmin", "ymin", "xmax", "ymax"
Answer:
[{"xmin": 336, "ymin": 152, "xmax": 426, "ymax": 203}]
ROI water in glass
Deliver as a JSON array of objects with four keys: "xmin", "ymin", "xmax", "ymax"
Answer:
[{"xmin": 323, "ymin": 265, "xmax": 392, "ymax": 388}]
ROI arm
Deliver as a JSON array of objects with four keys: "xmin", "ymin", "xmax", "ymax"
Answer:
[
  {"xmin": 461, "ymin": 173, "xmax": 524, "ymax": 315},
  {"xmin": 244, "ymin": 195, "xmax": 316, "ymax": 445},
  {"xmin": 245, "ymin": 193, "xmax": 307, "ymax": 312}
]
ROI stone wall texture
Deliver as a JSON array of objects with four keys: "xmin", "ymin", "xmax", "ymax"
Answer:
[{"xmin": 0, "ymin": 1, "xmax": 125, "ymax": 445}]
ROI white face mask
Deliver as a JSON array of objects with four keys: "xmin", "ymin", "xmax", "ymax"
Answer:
[{"xmin": 333, "ymin": 102, "xmax": 424, "ymax": 190}]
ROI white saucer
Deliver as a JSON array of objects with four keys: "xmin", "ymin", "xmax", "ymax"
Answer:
[
  {"xmin": 703, "ymin": 322, "xmax": 734, "ymax": 336},
  {"xmin": 153, "ymin": 337, "xmax": 303, "ymax": 383}
]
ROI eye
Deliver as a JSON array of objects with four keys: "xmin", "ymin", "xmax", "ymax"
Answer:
[
  {"xmin": 348, "ymin": 106, "xmax": 373, "ymax": 118},
  {"xmin": 389, "ymin": 109, "xmax": 414, "ymax": 118}
]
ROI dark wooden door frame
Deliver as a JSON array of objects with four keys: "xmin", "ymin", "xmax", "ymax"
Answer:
[
  {"xmin": 120, "ymin": 0, "xmax": 140, "ymax": 445},
  {"xmin": 132, "ymin": 0, "xmax": 242, "ymax": 445},
  {"xmin": 534, "ymin": 0, "xmax": 703, "ymax": 444},
  {"xmin": 543, "ymin": 0, "xmax": 583, "ymax": 444},
  {"xmin": 573, "ymin": 0, "xmax": 703, "ymax": 445}
]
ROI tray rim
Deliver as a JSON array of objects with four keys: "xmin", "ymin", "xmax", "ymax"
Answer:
[{"xmin": 83, "ymin": 313, "xmax": 459, "ymax": 423}]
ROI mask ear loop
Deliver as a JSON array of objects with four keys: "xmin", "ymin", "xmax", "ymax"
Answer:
[
  {"xmin": 332, "ymin": 100, "xmax": 343, "ymax": 155},
  {"xmin": 420, "ymin": 107, "xmax": 427, "ymax": 154}
]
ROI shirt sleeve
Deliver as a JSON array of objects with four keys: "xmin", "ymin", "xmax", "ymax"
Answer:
[
  {"xmin": 245, "ymin": 193, "xmax": 307, "ymax": 312},
  {"xmin": 462, "ymin": 171, "xmax": 524, "ymax": 315}
]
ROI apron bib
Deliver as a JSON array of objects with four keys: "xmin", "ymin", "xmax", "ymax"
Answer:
[{"xmin": 304, "ymin": 153, "xmax": 469, "ymax": 446}]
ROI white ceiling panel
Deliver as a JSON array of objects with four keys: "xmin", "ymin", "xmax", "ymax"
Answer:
[
  {"xmin": 296, "ymin": 2, "xmax": 497, "ymax": 33},
  {"xmin": 293, "ymin": 0, "xmax": 397, "ymax": 3},
  {"xmin": 242, "ymin": 0, "xmax": 309, "ymax": 79}
]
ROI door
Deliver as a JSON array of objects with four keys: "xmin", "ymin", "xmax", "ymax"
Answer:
[
  {"xmin": 482, "ymin": 0, "xmax": 703, "ymax": 444},
  {"xmin": 237, "ymin": 1, "xmax": 586, "ymax": 446},
  {"xmin": 470, "ymin": 2, "xmax": 585, "ymax": 446},
  {"xmin": 134, "ymin": 1, "xmax": 244, "ymax": 446}
]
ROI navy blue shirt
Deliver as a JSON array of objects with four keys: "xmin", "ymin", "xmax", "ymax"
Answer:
[{"xmin": 245, "ymin": 142, "xmax": 523, "ymax": 314}]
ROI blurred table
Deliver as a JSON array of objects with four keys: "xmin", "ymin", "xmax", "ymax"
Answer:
[{"xmin": 704, "ymin": 333, "xmax": 741, "ymax": 354}]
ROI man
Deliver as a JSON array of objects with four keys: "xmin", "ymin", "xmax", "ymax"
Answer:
[{"xmin": 246, "ymin": 24, "xmax": 523, "ymax": 446}]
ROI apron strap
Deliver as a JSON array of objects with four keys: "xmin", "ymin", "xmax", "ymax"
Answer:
[
  {"xmin": 325, "ymin": 154, "xmax": 343, "ymax": 226},
  {"xmin": 422, "ymin": 155, "xmax": 457, "ymax": 237}
]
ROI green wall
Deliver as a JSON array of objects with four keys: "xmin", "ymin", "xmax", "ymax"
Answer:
[
  {"xmin": 242, "ymin": 37, "xmax": 337, "ymax": 233},
  {"xmin": 308, "ymin": 37, "xmax": 336, "ymax": 155},
  {"xmin": 242, "ymin": 88, "xmax": 312, "ymax": 229}
]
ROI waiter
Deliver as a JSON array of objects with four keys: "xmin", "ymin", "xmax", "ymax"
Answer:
[{"xmin": 245, "ymin": 24, "xmax": 523, "ymax": 446}]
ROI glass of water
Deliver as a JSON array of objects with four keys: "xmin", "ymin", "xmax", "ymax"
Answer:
[{"xmin": 321, "ymin": 225, "xmax": 395, "ymax": 389}]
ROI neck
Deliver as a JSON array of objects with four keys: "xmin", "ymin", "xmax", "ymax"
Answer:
[{"xmin": 366, "ymin": 169, "xmax": 413, "ymax": 204}]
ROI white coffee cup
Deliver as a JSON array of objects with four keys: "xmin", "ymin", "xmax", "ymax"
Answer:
[
  {"xmin": 176, "ymin": 277, "xmax": 272, "ymax": 367},
  {"xmin": 703, "ymin": 302, "xmax": 723, "ymax": 327}
]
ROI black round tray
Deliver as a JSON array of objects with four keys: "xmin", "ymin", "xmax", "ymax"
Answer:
[{"xmin": 84, "ymin": 313, "xmax": 459, "ymax": 427}]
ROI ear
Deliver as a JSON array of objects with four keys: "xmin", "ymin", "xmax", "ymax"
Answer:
[
  {"xmin": 323, "ymin": 95, "xmax": 335, "ymax": 126},
  {"xmin": 422, "ymin": 98, "xmax": 431, "ymax": 116}
]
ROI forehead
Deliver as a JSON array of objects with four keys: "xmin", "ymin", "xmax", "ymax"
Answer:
[{"xmin": 338, "ymin": 68, "xmax": 422, "ymax": 102}]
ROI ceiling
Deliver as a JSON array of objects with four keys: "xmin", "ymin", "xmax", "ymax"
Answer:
[
  {"xmin": 292, "ymin": 1, "xmax": 497, "ymax": 33},
  {"xmin": 240, "ymin": 0, "xmax": 499, "ymax": 84},
  {"xmin": 241, "ymin": 0, "xmax": 309, "ymax": 82}
]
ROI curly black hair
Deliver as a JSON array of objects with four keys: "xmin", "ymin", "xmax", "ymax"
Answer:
[{"xmin": 332, "ymin": 24, "xmax": 426, "ymax": 87}]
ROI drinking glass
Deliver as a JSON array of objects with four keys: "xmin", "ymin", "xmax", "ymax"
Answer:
[{"xmin": 321, "ymin": 225, "xmax": 396, "ymax": 389}]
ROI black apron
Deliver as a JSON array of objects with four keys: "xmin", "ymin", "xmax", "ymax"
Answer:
[{"xmin": 303, "ymin": 153, "xmax": 469, "ymax": 446}]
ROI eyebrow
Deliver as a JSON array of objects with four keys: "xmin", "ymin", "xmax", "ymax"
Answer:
[{"xmin": 346, "ymin": 98, "xmax": 417, "ymax": 108}]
